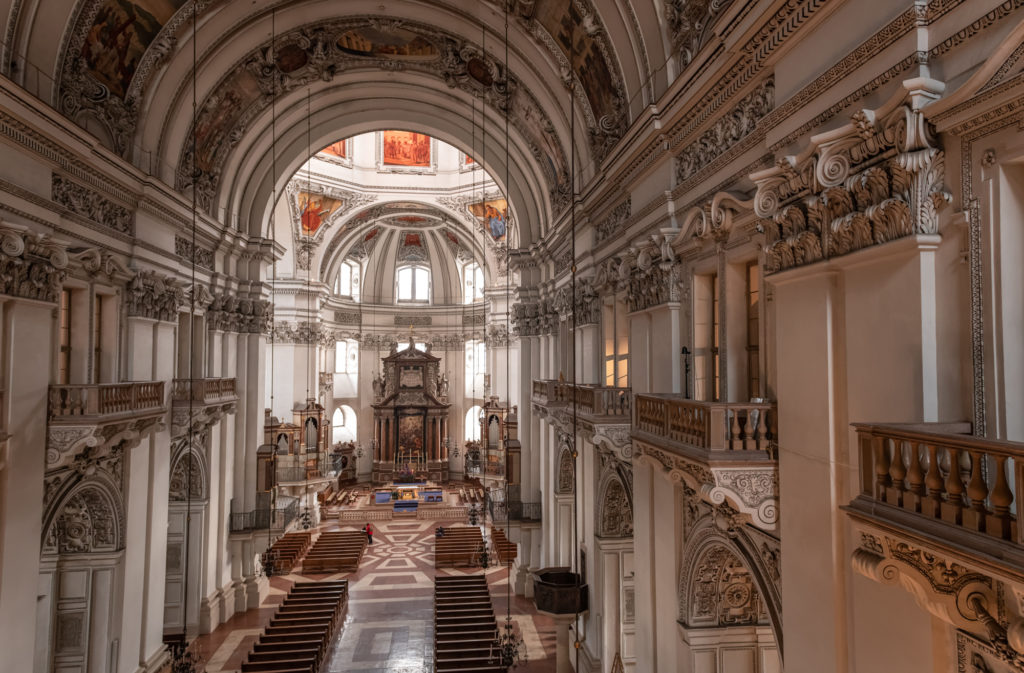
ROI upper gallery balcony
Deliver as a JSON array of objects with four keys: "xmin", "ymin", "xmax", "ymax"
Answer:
[
  {"xmin": 531, "ymin": 380, "xmax": 631, "ymax": 421},
  {"xmin": 631, "ymin": 394, "xmax": 778, "ymax": 531},
  {"xmin": 47, "ymin": 381, "xmax": 167, "ymax": 470},
  {"xmin": 845, "ymin": 422, "xmax": 1024, "ymax": 652},
  {"xmin": 170, "ymin": 377, "xmax": 238, "ymax": 435}
]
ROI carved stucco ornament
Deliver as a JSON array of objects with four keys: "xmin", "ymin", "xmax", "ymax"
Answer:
[
  {"xmin": 751, "ymin": 80, "xmax": 951, "ymax": 274},
  {"xmin": 635, "ymin": 443, "xmax": 778, "ymax": 532}
]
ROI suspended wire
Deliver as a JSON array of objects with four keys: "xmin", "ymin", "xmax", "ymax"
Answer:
[
  {"xmin": 267, "ymin": 6, "xmax": 278, "ymax": 550},
  {"xmin": 180, "ymin": 0, "xmax": 198, "ymax": 650},
  {"xmin": 503, "ymin": 0, "xmax": 516, "ymax": 638},
  {"xmin": 569, "ymin": 8, "xmax": 583, "ymax": 670}
]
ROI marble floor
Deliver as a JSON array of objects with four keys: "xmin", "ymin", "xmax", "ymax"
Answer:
[{"xmin": 192, "ymin": 520, "xmax": 557, "ymax": 672}]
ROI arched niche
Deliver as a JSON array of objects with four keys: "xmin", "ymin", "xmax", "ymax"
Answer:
[
  {"xmin": 169, "ymin": 443, "xmax": 209, "ymax": 502},
  {"xmin": 677, "ymin": 520, "xmax": 783, "ymax": 652},
  {"xmin": 597, "ymin": 473, "xmax": 633, "ymax": 538},
  {"xmin": 556, "ymin": 446, "xmax": 575, "ymax": 495},
  {"xmin": 42, "ymin": 478, "xmax": 125, "ymax": 556}
]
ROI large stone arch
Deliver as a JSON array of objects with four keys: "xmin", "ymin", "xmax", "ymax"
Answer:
[
  {"xmin": 678, "ymin": 519, "xmax": 783, "ymax": 652},
  {"xmin": 596, "ymin": 471, "xmax": 632, "ymax": 538},
  {"xmin": 42, "ymin": 476, "xmax": 125, "ymax": 556}
]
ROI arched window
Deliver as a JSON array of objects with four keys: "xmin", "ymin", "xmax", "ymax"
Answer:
[
  {"xmin": 465, "ymin": 339, "xmax": 486, "ymax": 396},
  {"xmin": 335, "ymin": 339, "xmax": 359, "ymax": 375},
  {"xmin": 462, "ymin": 262, "xmax": 484, "ymax": 303},
  {"xmin": 396, "ymin": 265, "xmax": 430, "ymax": 303},
  {"xmin": 331, "ymin": 405, "xmax": 357, "ymax": 444},
  {"xmin": 396, "ymin": 341, "xmax": 427, "ymax": 352},
  {"xmin": 334, "ymin": 259, "xmax": 361, "ymax": 301},
  {"xmin": 465, "ymin": 406, "xmax": 482, "ymax": 441}
]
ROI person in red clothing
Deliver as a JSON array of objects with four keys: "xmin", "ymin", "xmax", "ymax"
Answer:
[{"xmin": 364, "ymin": 522, "xmax": 373, "ymax": 545}]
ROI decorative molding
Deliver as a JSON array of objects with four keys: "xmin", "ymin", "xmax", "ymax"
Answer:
[
  {"xmin": 206, "ymin": 292, "xmax": 272, "ymax": 333},
  {"xmin": 334, "ymin": 310, "xmax": 362, "ymax": 326},
  {"xmin": 396, "ymin": 315, "xmax": 432, "ymax": 326},
  {"xmin": 175, "ymin": 235, "xmax": 214, "ymax": 272},
  {"xmin": 751, "ymin": 84, "xmax": 951, "ymax": 275},
  {"xmin": 125, "ymin": 270, "xmax": 186, "ymax": 322},
  {"xmin": 0, "ymin": 222, "xmax": 69, "ymax": 303},
  {"xmin": 675, "ymin": 78, "xmax": 774, "ymax": 184},
  {"xmin": 666, "ymin": 0, "xmax": 740, "ymax": 66},
  {"xmin": 598, "ymin": 474, "xmax": 633, "ymax": 538},
  {"xmin": 51, "ymin": 173, "xmax": 133, "ymax": 235},
  {"xmin": 595, "ymin": 197, "xmax": 632, "ymax": 245}
]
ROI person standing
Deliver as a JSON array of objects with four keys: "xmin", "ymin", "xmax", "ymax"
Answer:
[{"xmin": 365, "ymin": 522, "xmax": 374, "ymax": 545}]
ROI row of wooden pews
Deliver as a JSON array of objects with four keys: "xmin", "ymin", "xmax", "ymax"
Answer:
[
  {"xmin": 434, "ymin": 575, "xmax": 502, "ymax": 672},
  {"xmin": 241, "ymin": 580, "xmax": 348, "ymax": 672},
  {"xmin": 301, "ymin": 529, "xmax": 367, "ymax": 573},
  {"xmin": 459, "ymin": 486, "xmax": 484, "ymax": 504},
  {"xmin": 434, "ymin": 525, "xmax": 483, "ymax": 567},
  {"xmin": 490, "ymin": 528, "xmax": 516, "ymax": 564},
  {"xmin": 265, "ymin": 531, "xmax": 313, "ymax": 575}
]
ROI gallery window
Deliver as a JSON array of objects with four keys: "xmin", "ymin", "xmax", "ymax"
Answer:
[
  {"xmin": 465, "ymin": 406, "xmax": 482, "ymax": 441},
  {"xmin": 396, "ymin": 265, "xmax": 430, "ymax": 303},
  {"xmin": 746, "ymin": 261, "xmax": 761, "ymax": 399},
  {"xmin": 465, "ymin": 339, "xmax": 486, "ymax": 395},
  {"xmin": 334, "ymin": 259, "xmax": 361, "ymax": 301},
  {"xmin": 58, "ymin": 289, "xmax": 71, "ymax": 385},
  {"xmin": 462, "ymin": 262, "xmax": 484, "ymax": 303},
  {"xmin": 331, "ymin": 405, "xmax": 357, "ymax": 444},
  {"xmin": 396, "ymin": 341, "xmax": 427, "ymax": 352},
  {"xmin": 335, "ymin": 339, "xmax": 359, "ymax": 375},
  {"xmin": 602, "ymin": 297, "xmax": 629, "ymax": 388}
]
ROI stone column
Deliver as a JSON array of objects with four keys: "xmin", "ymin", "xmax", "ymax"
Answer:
[
  {"xmin": 1, "ymin": 299, "xmax": 56, "ymax": 673},
  {"xmin": 550, "ymin": 614, "xmax": 576, "ymax": 673}
]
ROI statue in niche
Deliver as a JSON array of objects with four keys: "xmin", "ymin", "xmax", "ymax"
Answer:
[
  {"xmin": 372, "ymin": 372, "xmax": 383, "ymax": 399},
  {"xmin": 439, "ymin": 373, "xmax": 450, "ymax": 397}
]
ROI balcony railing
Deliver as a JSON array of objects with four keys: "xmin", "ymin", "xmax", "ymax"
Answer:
[
  {"xmin": 633, "ymin": 394, "xmax": 776, "ymax": 457},
  {"xmin": 49, "ymin": 382, "xmax": 166, "ymax": 421},
  {"xmin": 487, "ymin": 498, "xmax": 542, "ymax": 523},
  {"xmin": 171, "ymin": 377, "xmax": 237, "ymax": 405},
  {"xmin": 532, "ymin": 379, "xmax": 631, "ymax": 418},
  {"xmin": 230, "ymin": 501, "xmax": 300, "ymax": 533},
  {"xmin": 851, "ymin": 422, "xmax": 1020, "ymax": 542}
]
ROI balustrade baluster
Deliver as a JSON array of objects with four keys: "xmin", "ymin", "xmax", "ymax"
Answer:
[
  {"xmin": 941, "ymin": 446, "xmax": 966, "ymax": 525},
  {"xmin": 964, "ymin": 450, "xmax": 990, "ymax": 532},
  {"xmin": 923, "ymin": 443, "xmax": 944, "ymax": 517},
  {"xmin": 904, "ymin": 441, "xmax": 926, "ymax": 512},
  {"xmin": 756, "ymin": 409, "xmax": 768, "ymax": 453},
  {"xmin": 887, "ymin": 439, "xmax": 907, "ymax": 506},
  {"xmin": 873, "ymin": 435, "xmax": 891, "ymax": 500},
  {"xmin": 988, "ymin": 454, "xmax": 1014, "ymax": 540},
  {"xmin": 730, "ymin": 410, "xmax": 742, "ymax": 451}
]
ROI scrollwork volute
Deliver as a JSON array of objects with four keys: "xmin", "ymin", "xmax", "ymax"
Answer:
[{"xmin": 751, "ymin": 85, "xmax": 951, "ymax": 275}]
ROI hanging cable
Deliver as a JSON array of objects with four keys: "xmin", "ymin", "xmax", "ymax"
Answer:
[
  {"xmin": 266, "ymin": 6, "xmax": 279, "ymax": 557},
  {"xmin": 569, "ymin": 8, "xmax": 583, "ymax": 671},
  {"xmin": 173, "ymin": 4, "xmax": 200, "ymax": 670}
]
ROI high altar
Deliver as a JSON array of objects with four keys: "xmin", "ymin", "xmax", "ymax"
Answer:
[{"xmin": 370, "ymin": 340, "xmax": 452, "ymax": 483}]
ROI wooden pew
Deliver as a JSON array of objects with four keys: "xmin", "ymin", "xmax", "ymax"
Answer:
[
  {"xmin": 434, "ymin": 576, "xmax": 503, "ymax": 673},
  {"xmin": 490, "ymin": 528, "xmax": 517, "ymax": 564},
  {"xmin": 240, "ymin": 580, "xmax": 348, "ymax": 673},
  {"xmin": 301, "ymin": 530, "xmax": 367, "ymax": 573}
]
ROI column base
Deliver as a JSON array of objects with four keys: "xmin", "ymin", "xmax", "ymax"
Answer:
[
  {"xmin": 233, "ymin": 578, "xmax": 248, "ymax": 613},
  {"xmin": 139, "ymin": 643, "xmax": 169, "ymax": 673},
  {"xmin": 199, "ymin": 589, "xmax": 224, "ymax": 634},
  {"xmin": 245, "ymin": 573, "xmax": 269, "ymax": 609},
  {"xmin": 219, "ymin": 583, "xmax": 237, "ymax": 624},
  {"xmin": 513, "ymin": 561, "xmax": 532, "ymax": 596}
]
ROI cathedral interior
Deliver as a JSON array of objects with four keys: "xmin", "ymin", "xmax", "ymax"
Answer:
[{"xmin": 1, "ymin": 1, "xmax": 1023, "ymax": 672}]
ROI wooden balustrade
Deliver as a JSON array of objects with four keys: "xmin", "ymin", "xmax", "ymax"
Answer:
[
  {"xmin": 171, "ymin": 377, "xmax": 238, "ymax": 404},
  {"xmin": 533, "ymin": 379, "xmax": 631, "ymax": 418},
  {"xmin": 634, "ymin": 394, "xmax": 776, "ymax": 456},
  {"xmin": 49, "ymin": 382, "xmax": 166, "ymax": 420},
  {"xmin": 854, "ymin": 423, "xmax": 1021, "ymax": 543}
]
